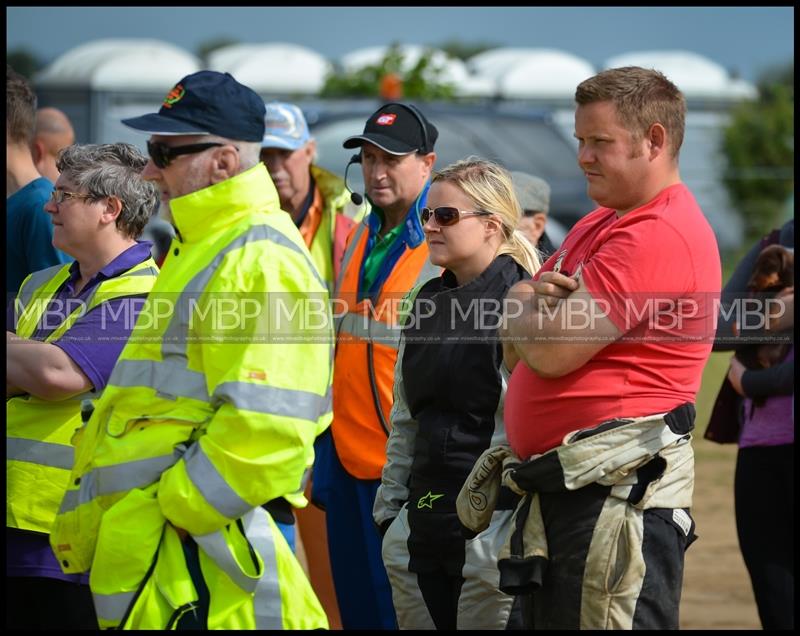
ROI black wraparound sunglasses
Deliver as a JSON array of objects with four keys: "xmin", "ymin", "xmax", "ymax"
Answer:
[
  {"xmin": 146, "ymin": 141, "xmax": 227, "ymax": 169},
  {"xmin": 420, "ymin": 206, "xmax": 493, "ymax": 227}
]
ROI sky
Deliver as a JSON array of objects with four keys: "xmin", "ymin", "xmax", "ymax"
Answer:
[{"xmin": 6, "ymin": 6, "xmax": 795, "ymax": 83}]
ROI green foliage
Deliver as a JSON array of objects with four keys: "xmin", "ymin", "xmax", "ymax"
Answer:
[
  {"xmin": 7, "ymin": 48, "xmax": 43, "ymax": 79},
  {"xmin": 196, "ymin": 37, "xmax": 240, "ymax": 65},
  {"xmin": 321, "ymin": 43, "xmax": 456, "ymax": 100},
  {"xmin": 721, "ymin": 62, "xmax": 794, "ymax": 246},
  {"xmin": 437, "ymin": 39, "xmax": 497, "ymax": 62}
]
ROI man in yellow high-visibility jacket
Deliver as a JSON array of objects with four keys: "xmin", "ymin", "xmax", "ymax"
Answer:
[
  {"xmin": 49, "ymin": 71, "xmax": 332, "ymax": 630},
  {"xmin": 7, "ymin": 142, "xmax": 160, "ymax": 630}
]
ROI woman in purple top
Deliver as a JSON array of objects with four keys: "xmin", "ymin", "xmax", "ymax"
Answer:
[
  {"xmin": 716, "ymin": 219, "xmax": 794, "ymax": 630},
  {"xmin": 6, "ymin": 143, "xmax": 160, "ymax": 630}
]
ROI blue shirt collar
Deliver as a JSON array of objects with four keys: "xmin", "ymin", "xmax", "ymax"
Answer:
[
  {"xmin": 64, "ymin": 240, "xmax": 154, "ymax": 294},
  {"xmin": 366, "ymin": 181, "xmax": 430, "ymax": 249}
]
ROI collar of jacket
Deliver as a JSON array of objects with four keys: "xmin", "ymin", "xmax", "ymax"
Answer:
[
  {"xmin": 169, "ymin": 164, "xmax": 280, "ymax": 243},
  {"xmin": 310, "ymin": 163, "xmax": 348, "ymax": 209},
  {"xmin": 365, "ymin": 180, "xmax": 430, "ymax": 250}
]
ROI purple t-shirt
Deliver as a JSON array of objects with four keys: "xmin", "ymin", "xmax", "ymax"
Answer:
[
  {"xmin": 738, "ymin": 347, "xmax": 794, "ymax": 449},
  {"xmin": 7, "ymin": 240, "xmax": 154, "ymax": 583}
]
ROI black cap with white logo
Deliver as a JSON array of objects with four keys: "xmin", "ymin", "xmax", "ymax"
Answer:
[{"xmin": 343, "ymin": 103, "xmax": 438, "ymax": 155}]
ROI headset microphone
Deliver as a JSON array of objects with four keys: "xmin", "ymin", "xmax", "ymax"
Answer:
[{"xmin": 344, "ymin": 153, "xmax": 364, "ymax": 206}]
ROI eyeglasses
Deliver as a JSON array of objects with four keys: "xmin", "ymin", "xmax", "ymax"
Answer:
[
  {"xmin": 49, "ymin": 190, "xmax": 95, "ymax": 204},
  {"xmin": 146, "ymin": 141, "xmax": 225, "ymax": 169},
  {"xmin": 420, "ymin": 206, "xmax": 493, "ymax": 227}
]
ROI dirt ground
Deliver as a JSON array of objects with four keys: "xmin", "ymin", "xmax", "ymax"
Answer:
[{"xmin": 680, "ymin": 437, "xmax": 761, "ymax": 629}]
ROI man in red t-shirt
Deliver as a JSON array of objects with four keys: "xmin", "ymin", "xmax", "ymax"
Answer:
[{"xmin": 499, "ymin": 67, "xmax": 721, "ymax": 629}]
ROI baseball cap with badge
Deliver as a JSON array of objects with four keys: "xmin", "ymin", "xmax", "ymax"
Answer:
[
  {"xmin": 261, "ymin": 102, "xmax": 311, "ymax": 151},
  {"xmin": 121, "ymin": 70, "xmax": 265, "ymax": 142},
  {"xmin": 343, "ymin": 103, "xmax": 438, "ymax": 155}
]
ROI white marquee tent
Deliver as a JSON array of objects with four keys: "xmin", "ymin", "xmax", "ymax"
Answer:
[
  {"xmin": 603, "ymin": 50, "xmax": 757, "ymax": 101},
  {"xmin": 209, "ymin": 43, "xmax": 332, "ymax": 94},
  {"xmin": 35, "ymin": 38, "xmax": 201, "ymax": 91}
]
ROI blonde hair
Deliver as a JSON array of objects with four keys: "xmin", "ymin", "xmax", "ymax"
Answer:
[{"xmin": 432, "ymin": 157, "xmax": 541, "ymax": 276}]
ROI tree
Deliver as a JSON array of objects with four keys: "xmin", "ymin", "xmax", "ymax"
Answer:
[
  {"xmin": 7, "ymin": 48, "xmax": 43, "ymax": 79},
  {"xmin": 320, "ymin": 43, "xmax": 456, "ymax": 100},
  {"xmin": 721, "ymin": 62, "xmax": 794, "ymax": 246}
]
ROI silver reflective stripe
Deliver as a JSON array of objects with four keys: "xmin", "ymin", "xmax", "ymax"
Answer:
[
  {"xmin": 110, "ymin": 358, "xmax": 210, "ymax": 402},
  {"xmin": 93, "ymin": 589, "xmax": 136, "ymax": 625},
  {"xmin": 58, "ymin": 450, "xmax": 185, "ymax": 514},
  {"xmin": 414, "ymin": 257, "xmax": 442, "ymax": 287},
  {"xmin": 213, "ymin": 381, "xmax": 331, "ymax": 423},
  {"xmin": 333, "ymin": 221, "xmax": 368, "ymax": 297},
  {"xmin": 247, "ymin": 508, "xmax": 284, "ymax": 630},
  {"xmin": 7, "ymin": 437, "xmax": 74, "ymax": 470},
  {"xmin": 16, "ymin": 264, "xmax": 68, "ymax": 312},
  {"xmin": 193, "ymin": 517, "xmax": 259, "ymax": 593},
  {"xmin": 183, "ymin": 443, "xmax": 252, "ymax": 520},
  {"xmin": 161, "ymin": 223, "xmax": 325, "ymax": 361},
  {"xmin": 14, "ymin": 264, "xmax": 71, "ymax": 334},
  {"xmin": 80, "ymin": 264, "xmax": 157, "ymax": 308},
  {"xmin": 337, "ymin": 312, "xmax": 402, "ymax": 349}
]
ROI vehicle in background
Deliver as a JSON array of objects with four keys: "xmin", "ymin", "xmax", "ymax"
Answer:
[{"xmin": 302, "ymin": 100, "xmax": 595, "ymax": 232}]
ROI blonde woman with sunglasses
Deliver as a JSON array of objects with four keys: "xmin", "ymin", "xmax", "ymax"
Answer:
[{"xmin": 373, "ymin": 158, "xmax": 540, "ymax": 629}]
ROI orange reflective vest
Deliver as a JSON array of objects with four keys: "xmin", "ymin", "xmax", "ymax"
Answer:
[{"xmin": 332, "ymin": 218, "xmax": 441, "ymax": 479}]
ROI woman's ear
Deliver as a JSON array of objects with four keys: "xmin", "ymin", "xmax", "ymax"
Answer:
[
  {"xmin": 485, "ymin": 215, "xmax": 503, "ymax": 241},
  {"xmin": 100, "ymin": 195, "xmax": 123, "ymax": 226}
]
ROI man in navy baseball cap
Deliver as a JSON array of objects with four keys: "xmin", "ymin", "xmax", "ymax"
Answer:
[
  {"xmin": 121, "ymin": 70, "xmax": 266, "ymax": 219},
  {"xmin": 108, "ymin": 72, "xmax": 332, "ymax": 629}
]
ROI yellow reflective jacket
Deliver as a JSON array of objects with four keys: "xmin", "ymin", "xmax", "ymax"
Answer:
[
  {"xmin": 307, "ymin": 164, "xmax": 365, "ymax": 290},
  {"xmin": 7, "ymin": 257, "xmax": 158, "ymax": 535},
  {"xmin": 50, "ymin": 164, "xmax": 331, "ymax": 629}
]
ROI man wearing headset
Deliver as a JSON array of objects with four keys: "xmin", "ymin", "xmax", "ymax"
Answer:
[{"xmin": 312, "ymin": 103, "xmax": 441, "ymax": 629}]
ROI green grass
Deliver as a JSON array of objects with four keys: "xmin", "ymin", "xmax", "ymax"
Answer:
[{"xmin": 695, "ymin": 350, "xmax": 735, "ymax": 438}]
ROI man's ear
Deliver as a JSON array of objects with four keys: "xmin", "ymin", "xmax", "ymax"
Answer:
[
  {"xmin": 532, "ymin": 212, "xmax": 547, "ymax": 234},
  {"xmin": 210, "ymin": 145, "xmax": 241, "ymax": 184},
  {"xmin": 304, "ymin": 138, "xmax": 317, "ymax": 161},
  {"xmin": 30, "ymin": 139, "xmax": 45, "ymax": 164},
  {"xmin": 648, "ymin": 123, "xmax": 667, "ymax": 160},
  {"xmin": 420, "ymin": 151, "xmax": 437, "ymax": 179}
]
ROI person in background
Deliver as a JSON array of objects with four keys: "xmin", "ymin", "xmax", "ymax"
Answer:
[
  {"xmin": 31, "ymin": 107, "xmax": 76, "ymax": 183},
  {"xmin": 500, "ymin": 66, "xmax": 721, "ymax": 629},
  {"xmin": 260, "ymin": 101, "xmax": 365, "ymax": 291},
  {"xmin": 315, "ymin": 102, "xmax": 441, "ymax": 630},
  {"xmin": 713, "ymin": 218, "xmax": 793, "ymax": 630},
  {"xmin": 511, "ymin": 170, "xmax": 558, "ymax": 259},
  {"xmin": 374, "ymin": 158, "xmax": 540, "ymax": 629},
  {"xmin": 49, "ymin": 70, "xmax": 331, "ymax": 630},
  {"xmin": 7, "ymin": 64, "xmax": 69, "ymax": 296},
  {"xmin": 7, "ymin": 142, "xmax": 160, "ymax": 630}
]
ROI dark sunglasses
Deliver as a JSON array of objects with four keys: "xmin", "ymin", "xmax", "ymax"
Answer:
[
  {"xmin": 420, "ymin": 206, "xmax": 492, "ymax": 227},
  {"xmin": 146, "ymin": 141, "xmax": 225, "ymax": 169}
]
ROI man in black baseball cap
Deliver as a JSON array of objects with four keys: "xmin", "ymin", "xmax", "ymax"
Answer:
[
  {"xmin": 314, "ymin": 102, "xmax": 440, "ymax": 630},
  {"xmin": 84, "ymin": 70, "xmax": 333, "ymax": 629}
]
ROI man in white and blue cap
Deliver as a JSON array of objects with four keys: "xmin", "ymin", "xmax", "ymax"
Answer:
[{"xmin": 260, "ymin": 102, "xmax": 364, "ymax": 290}]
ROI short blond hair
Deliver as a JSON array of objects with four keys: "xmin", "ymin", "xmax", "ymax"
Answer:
[{"xmin": 575, "ymin": 66, "xmax": 686, "ymax": 158}]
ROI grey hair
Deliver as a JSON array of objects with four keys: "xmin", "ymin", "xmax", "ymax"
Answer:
[{"xmin": 56, "ymin": 143, "xmax": 158, "ymax": 239}]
